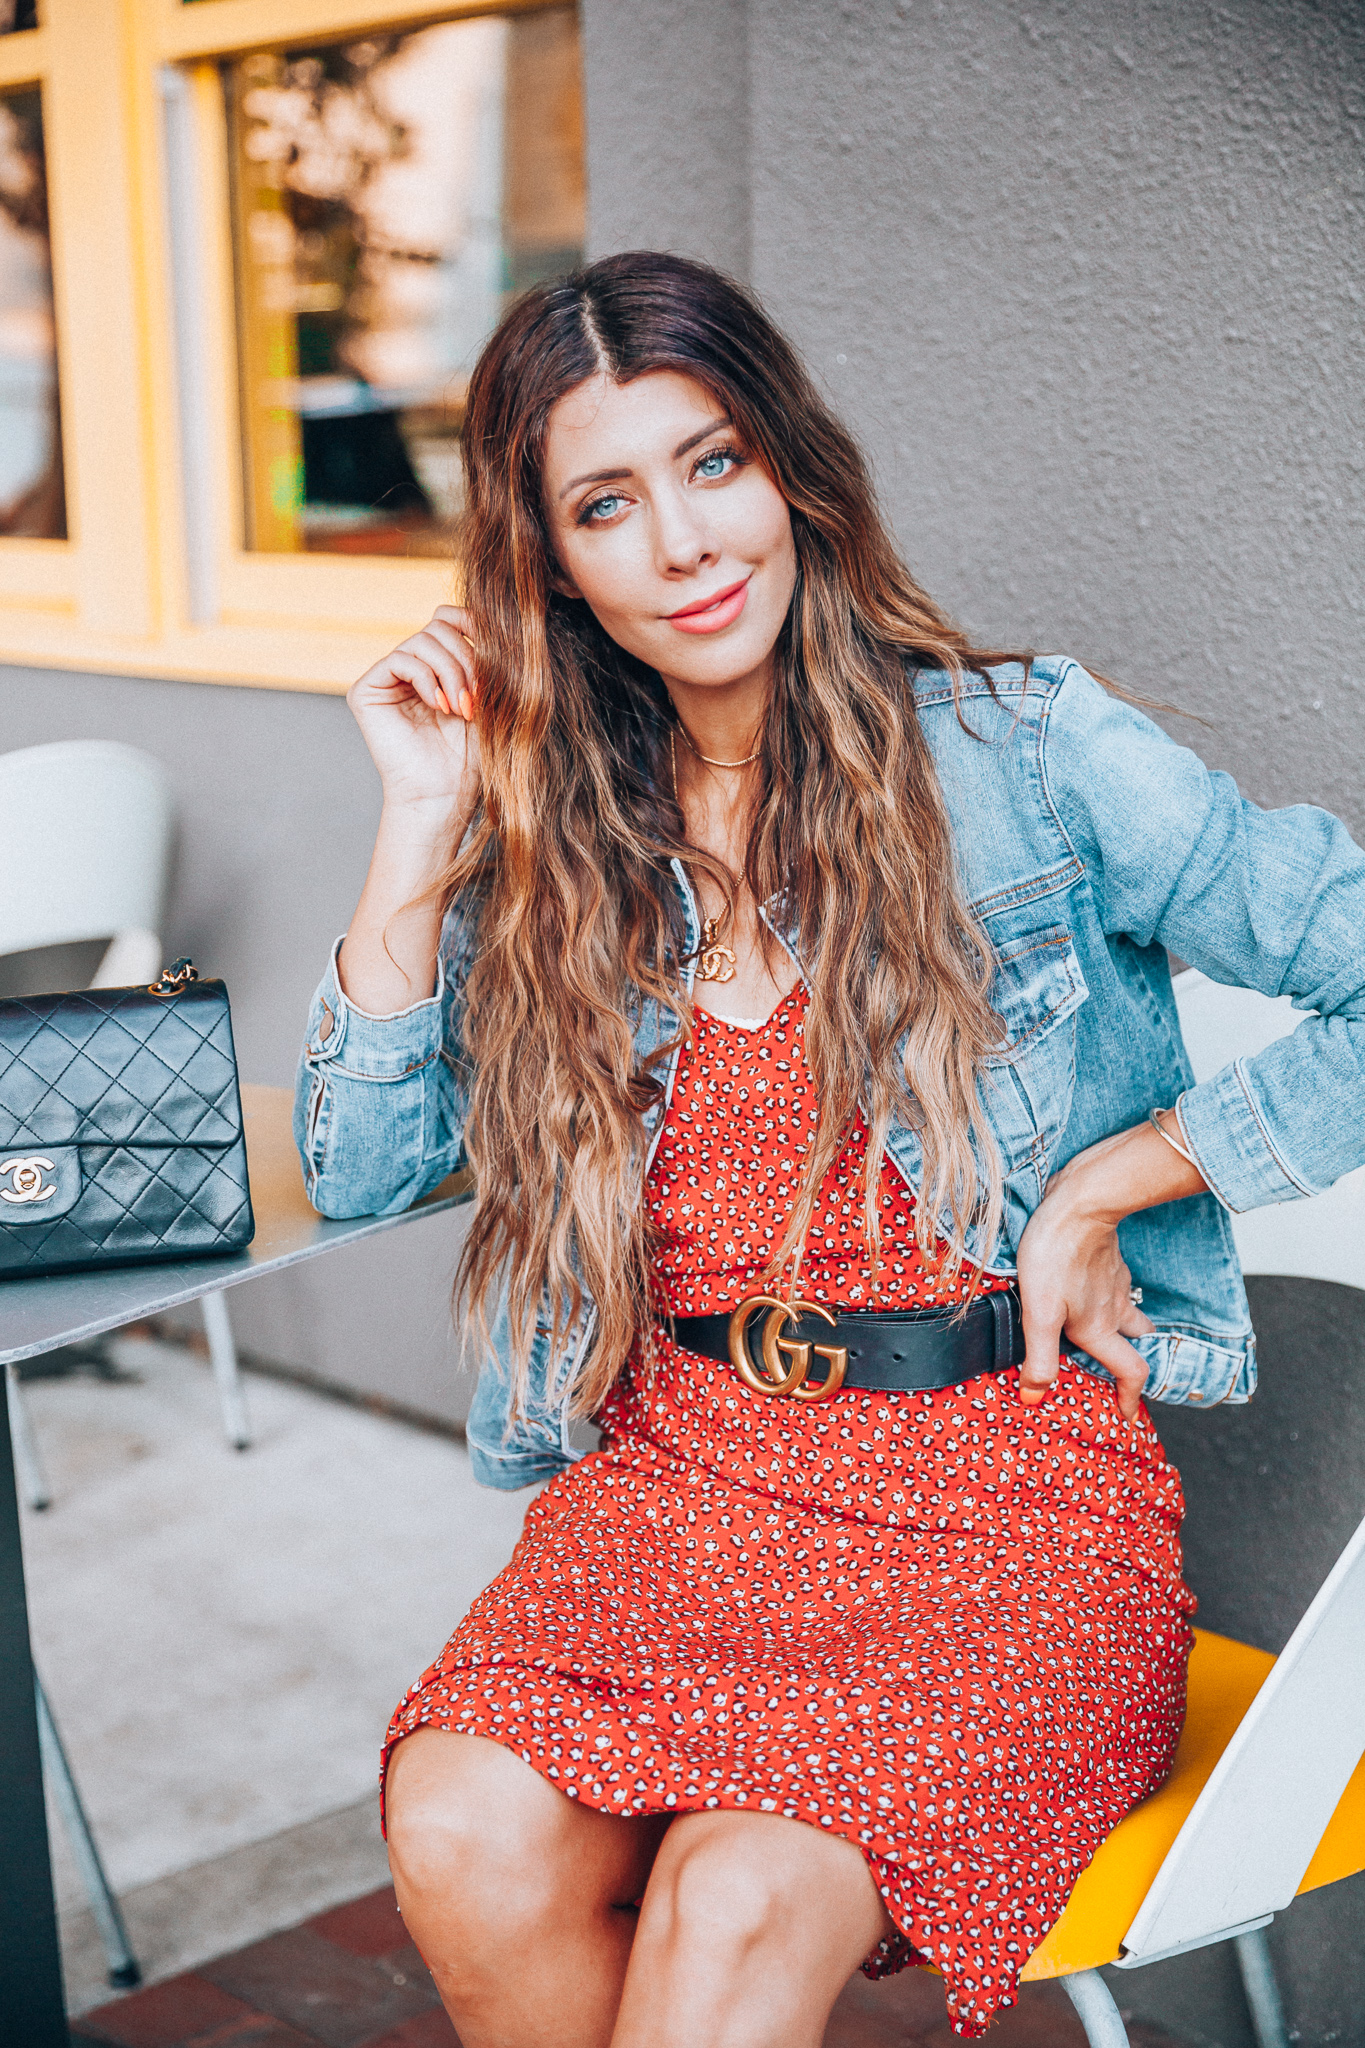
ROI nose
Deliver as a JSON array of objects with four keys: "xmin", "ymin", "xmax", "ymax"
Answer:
[{"xmin": 652, "ymin": 480, "xmax": 719, "ymax": 581}]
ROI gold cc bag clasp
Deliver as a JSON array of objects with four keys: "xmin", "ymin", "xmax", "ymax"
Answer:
[{"xmin": 728, "ymin": 1295, "xmax": 849, "ymax": 1403}]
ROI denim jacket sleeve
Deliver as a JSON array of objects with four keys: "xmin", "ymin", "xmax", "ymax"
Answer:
[
  {"xmin": 293, "ymin": 926, "xmax": 471, "ymax": 1217},
  {"xmin": 1042, "ymin": 659, "xmax": 1365, "ymax": 1211}
]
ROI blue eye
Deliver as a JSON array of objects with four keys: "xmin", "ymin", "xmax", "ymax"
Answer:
[
  {"xmin": 583, "ymin": 493, "xmax": 625, "ymax": 523},
  {"xmin": 695, "ymin": 450, "xmax": 733, "ymax": 479}
]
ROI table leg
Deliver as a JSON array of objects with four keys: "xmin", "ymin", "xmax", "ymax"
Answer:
[{"xmin": 0, "ymin": 1381, "xmax": 69, "ymax": 2045}]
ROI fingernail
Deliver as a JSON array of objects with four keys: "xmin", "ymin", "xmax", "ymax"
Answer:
[
  {"xmin": 459, "ymin": 689, "xmax": 474, "ymax": 719},
  {"xmin": 437, "ymin": 687, "xmax": 452, "ymax": 715}
]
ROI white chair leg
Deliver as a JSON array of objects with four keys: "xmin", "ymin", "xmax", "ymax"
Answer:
[
  {"xmin": 1062, "ymin": 1969, "xmax": 1131, "ymax": 2047},
  {"xmin": 1235, "ymin": 1927, "xmax": 1290, "ymax": 2048},
  {"xmin": 34, "ymin": 1675, "xmax": 140, "ymax": 1988},
  {"xmin": 6, "ymin": 1362, "xmax": 52, "ymax": 1510},
  {"xmin": 201, "ymin": 1289, "xmax": 250, "ymax": 1450}
]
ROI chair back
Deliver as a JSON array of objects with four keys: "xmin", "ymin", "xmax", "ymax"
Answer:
[
  {"xmin": 1121, "ymin": 1509, "xmax": 1365, "ymax": 1962},
  {"xmin": 1118, "ymin": 971, "xmax": 1365, "ymax": 1964},
  {"xmin": 1172, "ymin": 969, "xmax": 1365, "ymax": 1290},
  {"xmin": 0, "ymin": 741, "xmax": 172, "ymax": 983}
]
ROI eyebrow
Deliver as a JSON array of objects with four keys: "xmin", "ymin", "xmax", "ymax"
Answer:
[{"xmin": 557, "ymin": 416, "xmax": 733, "ymax": 500}]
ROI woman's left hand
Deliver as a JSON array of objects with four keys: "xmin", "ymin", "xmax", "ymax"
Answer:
[{"xmin": 1013, "ymin": 1127, "xmax": 1168, "ymax": 1421}]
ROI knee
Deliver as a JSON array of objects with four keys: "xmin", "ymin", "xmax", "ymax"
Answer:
[
  {"xmin": 386, "ymin": 1734, "xmax": 562, "ymax": 1950},
  {"xmin": 652, "ymin": 1823, "xmax": 798, "ymax": 1962},
  {"xmin": 386, "ymin": 1776, "xmax": 496, "ymax": 1918}
]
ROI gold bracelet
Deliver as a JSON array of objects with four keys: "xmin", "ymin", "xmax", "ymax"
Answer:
[{"xmin": 1148, "ymin": 1107, "xmax": 1202, "ymax": 1174}]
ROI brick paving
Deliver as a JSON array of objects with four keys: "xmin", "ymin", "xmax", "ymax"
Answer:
[
  {"xmin": 71, "ymin": 1889, "xmax": 456, "ymax": 2048},
  {"xmin": 71, "ymin": 1884, "xmax": 1191, "ymax": 2047}
]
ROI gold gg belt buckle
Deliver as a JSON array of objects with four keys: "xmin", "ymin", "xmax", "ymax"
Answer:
[{"xmin": 727, "ymin": 1295, "xmax": 849, "ymax": 1403}]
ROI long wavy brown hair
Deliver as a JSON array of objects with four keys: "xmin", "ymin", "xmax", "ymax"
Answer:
[{"xmin": 447, "ymin": 251, "xmax": 1026, "ymax": 1416}]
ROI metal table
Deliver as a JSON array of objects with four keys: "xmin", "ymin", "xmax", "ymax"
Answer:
[{"xmin": 0, "ymin": 1086, "xmax": 469, "ymax": 2045}]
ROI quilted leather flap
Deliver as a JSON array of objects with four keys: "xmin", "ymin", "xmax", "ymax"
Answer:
[{"xmin": 0, "ymin": 980, "xmax": 243, "ymax": 1149}]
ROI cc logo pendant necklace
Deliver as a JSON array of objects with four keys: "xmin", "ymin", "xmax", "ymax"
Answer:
[
  {"xmin": 697, "ymin": 918, "xmax": 737, "ymax": 984},
  {"xmin": 671, "ymin": 722, "xmax": 762, "ymax": 985}
]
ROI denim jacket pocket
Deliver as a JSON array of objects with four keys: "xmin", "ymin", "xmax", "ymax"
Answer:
[{"xmin": 980, "ymin": 925, "xmax": 1090, "ymax": 1198}]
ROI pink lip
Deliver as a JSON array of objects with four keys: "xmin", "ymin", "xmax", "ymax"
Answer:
[{"xmin": 666, "ymin": 576, "xmax": 751, "ymax": 634}]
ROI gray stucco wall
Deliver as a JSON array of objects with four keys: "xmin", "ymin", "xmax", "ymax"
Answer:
[
  {"xmin": 3, "ymin": 1, "xmax": 1363, "ymax": 2036},
  {"xmin": 587, "ymin": 0, "xmax": 1365, "ymax": 834}
]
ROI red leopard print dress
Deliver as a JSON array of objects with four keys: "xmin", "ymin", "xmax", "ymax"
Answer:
[{"xmin": 383, "ymin": 985, "xmax": 1194, "ymax": 2035}]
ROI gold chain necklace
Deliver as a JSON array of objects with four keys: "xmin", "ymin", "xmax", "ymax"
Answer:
[
  {"xmin": 670, "ymin": 729, "xmax": 739, "ymax": 984},
  {"xmin": 674, "ymin": 718, "xmax": 762, "ymax": 770}
]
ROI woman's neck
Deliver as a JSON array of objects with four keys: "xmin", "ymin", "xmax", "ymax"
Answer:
[
  {"xmin": 665, "ymin": 668, "xmax": 798, "ymax": 1025},
  {"xmin": 664, "ymin": 654, "xmax": 770, "ymax": 770},
  {"xmin": 665, "ymin": 658, "xmax": 769, "ymax": 863},
  {"xmin": 670, "ymin": 725, "xmax": 756, "ymax": 873}
]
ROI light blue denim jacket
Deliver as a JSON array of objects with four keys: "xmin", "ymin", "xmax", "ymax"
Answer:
[{"xmin": 295, "ymin": 658, "xmax": 1365, "ymax": 1489}]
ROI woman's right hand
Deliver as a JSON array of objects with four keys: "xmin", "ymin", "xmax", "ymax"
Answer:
[{"xmin": 347, "ymin": 604, "xmax": 482, "ymax": 826}]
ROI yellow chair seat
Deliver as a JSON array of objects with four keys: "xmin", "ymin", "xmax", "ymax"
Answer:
[{"xmin": 1021, "ymin": 1625, "xmax": 1365, "ymax": 1981}]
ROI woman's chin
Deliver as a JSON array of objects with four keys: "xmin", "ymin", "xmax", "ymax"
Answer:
[{"xmin": 649, "ymin": 628, "xmax": 783, "ymax": 693}]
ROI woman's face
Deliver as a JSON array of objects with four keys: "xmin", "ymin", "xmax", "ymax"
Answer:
[{"xmin": 541, "ymin": 370, "xmax": 797, "ymax": 694}]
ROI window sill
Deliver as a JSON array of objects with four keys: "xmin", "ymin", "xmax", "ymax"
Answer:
[{"xmin": 0, "ymin": 610, "xmax": 429, "ymax": 694}]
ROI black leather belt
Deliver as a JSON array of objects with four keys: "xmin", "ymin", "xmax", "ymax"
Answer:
[{"xmin": 668, "ymin": 1286, "xmax": 1024, "ymax": 1403}]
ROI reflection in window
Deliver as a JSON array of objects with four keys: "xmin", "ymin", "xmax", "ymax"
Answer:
[
  {"xmin": 0, "ymin": 88, "xmax": 65, "ymax": 538},
  {"xmin": 226, "ymin": 8, "xmax": 584, "ymax": 557}
]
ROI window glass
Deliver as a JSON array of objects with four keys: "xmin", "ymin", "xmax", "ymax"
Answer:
[
  {"xmin": 0, "ymin": 87, "xmax": 65, "ymax": 538},
  {"xmin": 227, "ymin": 7, "xmax": 584, "ymax": 557},
  {"xmin": 0, "ymin": 3, "xmax": 39, "ymax": 33}
]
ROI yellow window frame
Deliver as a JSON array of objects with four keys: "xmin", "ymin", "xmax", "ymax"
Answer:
[{"xmin": 0, "ymin": 0, "xmax": 571, "ymax": 693}]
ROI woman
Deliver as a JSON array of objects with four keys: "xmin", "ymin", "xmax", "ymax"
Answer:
[{"xmin": 295, "ymin": 252, "xmax": 1365, "ymax": 2045}]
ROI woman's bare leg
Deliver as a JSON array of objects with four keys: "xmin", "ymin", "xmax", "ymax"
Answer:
[
  {"xmin": 389, "ymin": 1732, "xmax": 893, "ymax": 2048},
  {"xmin": 613, "ymin": 1809, "xmax": 895, "ymax": 2048},
  {"xmin": 385, "ymin": 1728, "xmax": 668, "ymax": 2048}
]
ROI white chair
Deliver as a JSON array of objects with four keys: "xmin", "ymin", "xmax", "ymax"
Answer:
[
  {"xmin": 0, "ymin": 736, "xmax": 170, "ymax": 989},
  {"xmin": 0, "ymin": 740, "xmax": 252, "ymax": 1514},
  {"xmin": 1024, "ymin": 970, "xmax": 1365, "ymax": 2047}
]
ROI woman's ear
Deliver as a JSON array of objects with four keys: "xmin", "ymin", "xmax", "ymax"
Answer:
[{"xmin": 549, "ymin": 569, "xmax": 584, "ymax": 601}]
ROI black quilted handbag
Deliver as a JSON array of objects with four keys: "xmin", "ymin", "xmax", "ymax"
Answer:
[{"xmin": 0, "ymin": 959, "xmax": 254, "ymax": 1280}]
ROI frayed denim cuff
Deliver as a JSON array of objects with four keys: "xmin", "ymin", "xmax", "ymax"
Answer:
[
  {"xmin": 303, "ymin": 936, "xmax": 446, "ymax": 1078},
  {"xmin": 1177, "ymin": 1063, "xmax": 1320, "ymax": 1213}
]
